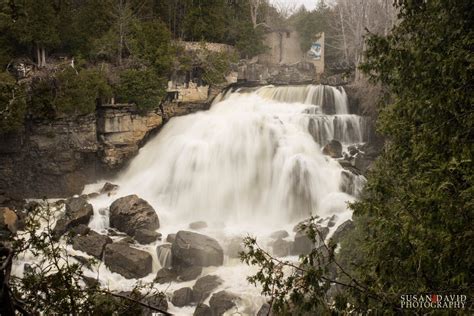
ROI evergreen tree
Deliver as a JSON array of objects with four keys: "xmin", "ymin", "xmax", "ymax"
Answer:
[
  {"xmin": 12, "ymin": 0, "xmax": 61, "ymax": 67},
  {"xmin": 0, "ymin": 71, "xmax": 26, "ymax": 132},
  {"xmin": 339, "ymin": 0, "xmax": 473, "ymax": 310}
]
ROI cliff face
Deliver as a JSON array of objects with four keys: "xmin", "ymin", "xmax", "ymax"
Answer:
[{"xmin": 0, "ymin": 101, "xmax": 210, "ymax": 198}]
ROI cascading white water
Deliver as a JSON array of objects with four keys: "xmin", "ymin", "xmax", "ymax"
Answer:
[
  {"xmin": 89, "ymin": 85, "xmax": 366, "ymax": 233},
  {"xmin": 82, "ymin": 84, "xmax": 368, "ymax": 314}
]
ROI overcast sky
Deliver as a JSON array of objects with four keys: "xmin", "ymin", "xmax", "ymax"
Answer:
[{"xmin": 269, "ymin": 0, "xmax": 318, "ymax": 12}]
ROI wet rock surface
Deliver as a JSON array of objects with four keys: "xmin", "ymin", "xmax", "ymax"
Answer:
[
  {"xmin": 104, "ymin": 243, "xmax": 152, "ymax": 279},
  {"xmin": 134, "ymin": 228, "xmax": 161, "ymax": 244},
  {"xmin": 172, "ymin": 287, "xmax": 194, "ymax": 307},
  {"xmin": 209, "ymin": 290, "xmax": 239, "ymax": 316},
  {"xmin": 172, "ymin": 231, "xmax": 224, "ymax": 268},
  {"xmin": 109, "ymin": 195, "xmax": 159, "ymax": 239},
  {"xmin": 155, "ymin": 268, "xmax": 177, "ymax": 284},
  {"xmin": 192, "ymin": 275, "xmax": 223, "ymax": 303},
  {"xmin": 322, "ymin": 139, "xmax": 343, "ymax": 158},
  {"xmin": 53, "ymin": 197, "xmax": 93, "ymax": 237},
  {"xmin": 271, "ymin": 238, "xmax": 292, "ymax": 257},
  {"xmin": 269, "ymin": 230, "xmax": 289, "ymax": 239},
  {"xmin": 72, "ymin": 230, "xmax": 112, "ymax": 259},
  {"xmin": 331, "ymin": 220, "xmax": 355, "ymax": 244},
  {"xmin": 193, "ymin": 303, "xmax": 211, "ymax": 316}
]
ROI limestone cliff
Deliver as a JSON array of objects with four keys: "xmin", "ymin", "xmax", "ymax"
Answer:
[{"xmin": 0, "ymin": 101, "xmax": 210, "ymax": 198}]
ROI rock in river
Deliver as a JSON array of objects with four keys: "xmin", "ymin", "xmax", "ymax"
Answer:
[
  {"xmin": 72, "ymin": 230, "xmax": 112, "ymax": 259},
  {"xmin": 53, "ymin": 197, "xmax": 93, "ymax": 237},
  {"xmin": 104, "ymin": 243, "xmax": 152, "ymax": 279},
  {"xmin": 109, "ymin": 195, "xmax": 159, "ymax": 239},
  {"xmin": 172, "ymin": 230, "xmax": 224, "ymax": 268}
]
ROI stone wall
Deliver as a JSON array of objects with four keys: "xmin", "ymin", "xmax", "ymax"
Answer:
[
  {"xmin": 259, "ymin": 30, "xmax": 304, "ymax": 65},
  {"xmin": 179, "ymin": 41, "xmax": 235, "ymax": 53},
  {"xmin": 237, "ymin": 60, "xmax": 316, "ymax": 84},
  {"xmin": 256, "ymin": 30, "xmax": 325, "ymax": 76},
  {"xmin": 0, "ymin": 100, "xmax": 211, "ymax": 198}
]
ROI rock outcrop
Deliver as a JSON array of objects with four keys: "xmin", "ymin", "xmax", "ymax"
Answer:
[
  {"xmin": 72, "ymin": 230, "xmax": 112, "ymax": 259},
  {"xmin": 171, "ymin": 231, "xmax": 224, "ymax": 268},
  {"xmin": 192, "ymin": 275, "xmax": 223, "ymax": 303},
  {"xmin": 172, "ymin": 287, "xmax": 194, "ymax": 307},
  {"xmin": 322, "ymin": 140, "xmax": 343, "ymax": 158},
  {"xmin": 0, "ymin": 100, "xmax": 211, "ymax": 198},
  {"xmin": 53, "ymin": 197, "xmax": 93, "ymax": 237},
  {"xmin": 109, "ymin": 195, "xmax": 159, "ymax": 240},
  {"xmin": 209, "ymin": 291, "xmax": 239, "ymax": 316},
  {"xmin": 193, "ymin": 304, "xmax": 211, "ymax": 316},
  {"xmin": 97, "ymin": 105, "xmax": 163, "ymax": 168},
  {"xmin": 104, "ymin": 243, "xmax": 152, "ymax": 279}
]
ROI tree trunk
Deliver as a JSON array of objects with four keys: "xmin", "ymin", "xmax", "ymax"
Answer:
[
  {"xmin": 35, "ymin": 44, "xmax": 41, "ymax": 68},
  {"xmin": 338, "ymin": 6, "xmax": 349, "ymax": 63},
  {"xmin": 41, "ymin": 45, "xmax": 47, "ymax": 67}
]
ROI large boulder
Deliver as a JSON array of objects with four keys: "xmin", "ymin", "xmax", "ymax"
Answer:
[
  {"xmin": 172, "ymin": 287, "xmax": 194, "ymax": 307},
  {"xmin": 291, "ymin": 226, "xmax": 329, "ymax": 255},
  {"xmin": 270, "ymin": 238, "xmax": 291, "ymax": 257},
  {"xmin": 291, "ymin": 232, "xmax": 313, "ymax": 255},
  {"xmin": 166, "ymin": 233, "xmax": 176, "ymax": 243},
  {"xmin": 100, "ymin": 182, "xmax": 119, "ymax": 195},
  {"xmin": 194, "ymin": 304, "xmax": 211, "ymax": 316},
  {"xmin": 109, "ymin": 195, "xmax": 159, "ymax": 239},
  {"xmin": 331, "ymin": 220, "xmax": 355, "ymax": 245},
  {"xmin": 177, "ymin": 266, "xmax": 202, "ymax": 282},
  {"xmin": 322, "ymin": 140, "xmax": 343, "ymax": 158},
  {"xmin": 172, "ymin": 231, "xmax": 224, "ymax": 268},
  {"xmin": 209, "ymin": 291, "xmax": 239, "ymax": 316},
  {"xmin": 269, "ymin": 230, "xmax": 289, "ymax": 239},
  {"xmin": 104, "ymin": 243, "xmax": 152, "ymax": 279},
  {"xmin": 54, "ymin": 197, "xmax": 94, "ymax": 237},
  {"xmin": 192, "ymin": 275, "xmax": 223, "ymax": 303},
  {"xmin": 225, "ymin": 237, "xmax": 244, "ymax": 259},
  {"xmin": 135, "ymin": 228, "xmax": 161, "ymax": 244},
  {"xmin": 72, "ymin": 230, "xmax": 112, "ymax": 259},
  {"xmin": 155, "ymin": 268, "xmax": 177, "ymax": 284}
]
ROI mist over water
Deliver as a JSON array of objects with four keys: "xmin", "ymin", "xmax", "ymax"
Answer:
[
  {"xmin": 82, "ymin": 84, "xmax": 367, "ymax": 314},
  {"xmin": 89, "ymin": 85, "xmax": 366, "ymax": 234}
]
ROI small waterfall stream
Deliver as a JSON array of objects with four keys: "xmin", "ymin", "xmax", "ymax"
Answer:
[{"xmin": 81, "ymin": 84, "xmax": 367, "ymax": 314}]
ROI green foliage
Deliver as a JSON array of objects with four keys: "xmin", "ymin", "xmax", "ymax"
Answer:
[
  {"xmin": 55, "ymin": 68, "xmax": 112, "ymax": 115},
  {"xmin": 338, "ymin": 0, "xmax": 474, "ymax": 311},
  {"xmin": 241, "ymin": 217, "xmax": 358, "ymax": 314},
  {"xmin": 9, "ymin": 203, "xmax": 168, "ymax": 315},
  {"xmin": 291, "ymin": 2, "xmax": 331, "ymax": 53},
  {"xmin": 130, "ymin": 20, "xmax": 174, "ymax": 76},
  {"xmin": 11, "ymin": 0, "xmax": 60, "ymax": 48},
  {"xmin": 115, "ymin": 69, "xmax": 165, "ymax": 111},
  {"xmin": 199, "ymin": 48, "xmax": 238, "ymax": 86},
  {"xmin": 234, "ymin": 23, "xmax": 267, "ymax": 59},
  {"xmin": 289, "ymin": 1, "xmax": 339, "ymax": 66},
  {"xmin": 0, "ymin": 72, "xmax": 26, "ymax": 132},
  {"xmin": 29, "ymin": 68, "xmax": 111, "ymax": 118}
]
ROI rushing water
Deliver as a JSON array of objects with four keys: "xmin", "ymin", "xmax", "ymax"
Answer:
[{"xmin": 55, "ymin": 85, "xmax": 367, "ymax": 314}]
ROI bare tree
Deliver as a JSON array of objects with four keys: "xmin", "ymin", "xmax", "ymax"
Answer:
[{"xmin": 329, "ymin": 0, "xmax": 397, "ymax": 76}]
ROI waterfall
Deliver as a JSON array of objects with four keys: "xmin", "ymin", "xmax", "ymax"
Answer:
[
  {"xmin": 80, "ymin": 84, "xmax": 368, "ymax": 314},
  {"xmin": 95, "ymin": 84, "xmax": 367, "ymax": 231}
]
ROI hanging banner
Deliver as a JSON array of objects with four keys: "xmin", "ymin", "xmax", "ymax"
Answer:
[{"xmin": 308, "ymin": 42, "xmax": 321, "ymax": 60}]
